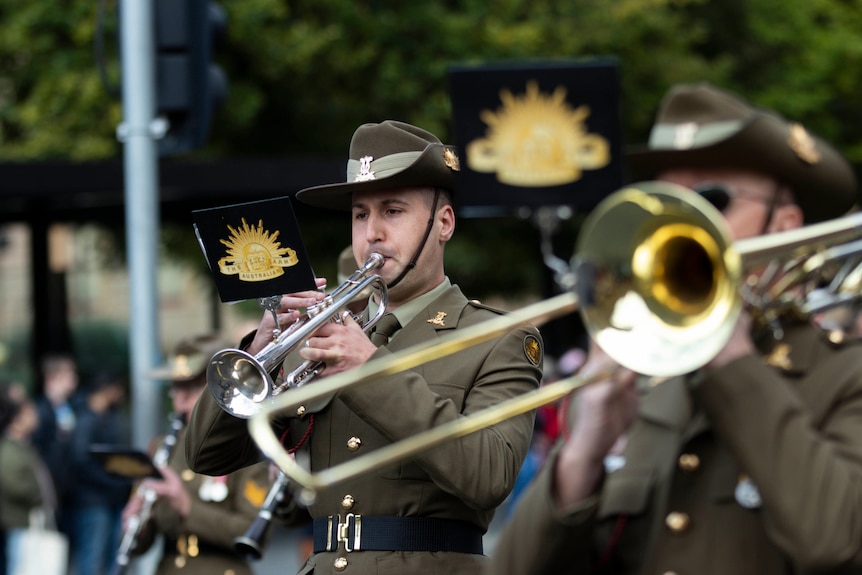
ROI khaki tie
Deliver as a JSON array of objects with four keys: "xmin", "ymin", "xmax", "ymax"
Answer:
[{"xmin": 369, "ymin": 313, "xmax": 401, "ymax": 347}]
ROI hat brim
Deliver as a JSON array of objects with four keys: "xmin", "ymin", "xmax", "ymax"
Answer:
[
  {"xmin": 146, "ymin": 362, "xmax": 207, "ymax": 383},
  {"xmin": 627, "ymin": 115, "xmax": 857, "ymax": 223},
  {"xmin": 296, "ymin": 144, "xmax": 458, "ymax": 210}
]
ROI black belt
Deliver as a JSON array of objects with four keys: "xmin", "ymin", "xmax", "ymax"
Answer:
[{"xmin": 313, "ymin": 515, "xmax": 484, "ymax": 554}]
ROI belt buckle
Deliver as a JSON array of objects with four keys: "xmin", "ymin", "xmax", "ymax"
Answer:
[{"xmin": 328, "ymin": 513, "xmax": 362, "ymax": 552}]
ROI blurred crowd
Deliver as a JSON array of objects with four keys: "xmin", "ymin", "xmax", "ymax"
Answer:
[{"xmin": 0, "ymin": 354, "xmax": 130, "ymax": 575}]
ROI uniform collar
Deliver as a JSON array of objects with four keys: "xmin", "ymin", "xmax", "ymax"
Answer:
[
  {"xmin": 366, "ymin": 277, "xmax": 452, "ymax": 332},
  {"xmin": 638, "ymin": 375, "xmax": 695, "ymax": 433}
]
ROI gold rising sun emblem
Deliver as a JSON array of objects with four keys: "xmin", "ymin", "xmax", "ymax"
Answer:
[
  {"xmin": 218, "ymin": 218, "xmax": 300, "ymax": 282},
  {"xmin": 466, "ymin": 80, "xmax": 610, "ymax": 187}
]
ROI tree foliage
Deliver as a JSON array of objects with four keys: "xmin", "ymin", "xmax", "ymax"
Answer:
[{"xmin": 3, "ymin": 0, "xmax": 861, "ymax": 161}]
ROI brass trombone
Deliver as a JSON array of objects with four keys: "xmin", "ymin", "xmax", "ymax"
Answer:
[
  {"xmin": 247, "ymin": 181, "xmax": 862, "ymax": 505},
  {"xmin": 207, "ymin": 253, "xmax": 388, "ymax": 418}
]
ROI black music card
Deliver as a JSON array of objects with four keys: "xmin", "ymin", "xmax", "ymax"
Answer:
[
  {"xmin": 192, "ymin": 196, "xmax": 317, "ymax": 303},
  {"xmin": 89, "ymin": 446, "xmax": 163, "ymax": 480}
]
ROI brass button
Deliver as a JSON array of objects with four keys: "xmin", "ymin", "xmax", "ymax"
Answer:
[
  {"xmin": 333, "ymin": 556, "xmax": 348, "ymax": 571},
  {"xmin": 347, "ymin": 436, "xmax": 362, "ymax": 451},
  {"xmin": 665, "ymin": 511, "xmax": 690, "ymax": 533},
  {"xmin": 296, "ymin": 405, "xmax": 307, "ymax": 417},
  {"xmin": 678, "ymin": 453, "xmax": 700, "ymax": 472},
  {"xmin": 341, "ymin": 494, "xmax": 355, "ymax": 510},
  {"xmin": 188, "ymin": 534, "xmax": 199, "ymax": 557},
  {"xmin": 181, "ymin": 469, "xmax": 195, "ymax": 482}
]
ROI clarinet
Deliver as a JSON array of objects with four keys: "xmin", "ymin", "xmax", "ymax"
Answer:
[
  {"xmin": 109, "ymin": 413, "xmax": 185, "ymax": 575},
  {"xmin": 233, "ymin": 470, "xmax": 291, "ymax": 560}
]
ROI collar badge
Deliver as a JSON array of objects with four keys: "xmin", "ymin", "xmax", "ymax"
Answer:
[
  {"xmin": 765, "ymin": 342, "xmax": 793, "ymax": 371},
  {"xmin": 427, "ymin": 311, "xmax": 447, "ymax": 327}
]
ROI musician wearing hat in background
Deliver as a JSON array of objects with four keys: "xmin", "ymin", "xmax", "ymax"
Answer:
[
  {"xmin": 119, "ymin": 334, "xmax": 270, "ymax": 575},
  {"xmin": 490, "ymin": 82, "xmax": 862, "ymax": 575},
  {"xmin": 185, "ymin": 121, "xmax": 544, "ymax": 574}
]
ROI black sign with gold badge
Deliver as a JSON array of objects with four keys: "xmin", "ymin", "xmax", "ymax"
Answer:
[
  {"xmin": 448, "ymin": 58, "xmax": 624, "ymax": 214},
  {"xmin": 192, "ymin": 196, "xmax": 317, "ymax": 303}
]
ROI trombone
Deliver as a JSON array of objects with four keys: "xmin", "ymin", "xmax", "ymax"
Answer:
[{"xmin": 247, "ymin": 181, "xmax": 862, "ymax": 505}]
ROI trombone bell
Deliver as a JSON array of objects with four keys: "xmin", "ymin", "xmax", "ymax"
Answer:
[{"xmin": 576, "ymin": 182, "xmax": 742, "ymax": 376}]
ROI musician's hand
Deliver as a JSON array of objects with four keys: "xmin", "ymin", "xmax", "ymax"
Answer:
[
  {"xmin": 247, "ymin": 278, "xmax": 328, "ymax": 355},
  {"xmin": 147, "ymin": 466, "xmax": 192, "ymax": 518},
  {"xmin": 299, "ymin": 312, "xmax": 377, "ymax": 376},
  {"xmin": 706, "ymin": 309, "xmax": 757, "ymax": 369},
  {"xmin": 554, "ymin": 345, "xmax": 638, "ymax": 507},
  {"xmin": 121, "ymin": 492, "xmax": 145, "ymax": 527}
]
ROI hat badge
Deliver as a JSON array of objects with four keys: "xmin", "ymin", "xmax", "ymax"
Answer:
[
  {"xmin": 443, "ymin": 147, "xmax": 460, "ymax": 171},
  {"xmin": 673, "ymin": 122, "xmax": 699, "ymax": 149},
  {"xmin": 788, "ymin": 123, "xmax": 821, "ymax": 165},
  {"xmin": 355, "ymin": 155, "xmax": 376, "ymax": 182},
  {"xmin": 172, "ymin": 355, "xmax": 193, "ymax": 378}
]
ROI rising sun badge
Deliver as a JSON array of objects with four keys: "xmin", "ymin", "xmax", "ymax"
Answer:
[
  {"xmin": 466, "ymin": 80, "xmax": 611, "ymax": 187},
  {"xmin": 217, "ymin": 218, "xmax": 300, "ymax": 282}
]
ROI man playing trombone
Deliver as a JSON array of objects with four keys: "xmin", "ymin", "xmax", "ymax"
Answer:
[
  {"xmin": 185, "ymin": 121, "xmax": 545, "ymax": 574},
  {"xmin": 490, "ymin": 83, "xmax": 862, "ymax": 575}
]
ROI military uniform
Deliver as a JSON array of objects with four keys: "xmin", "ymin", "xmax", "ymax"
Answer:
[
  {"xmin": 187, "ymin": 282, "xmax": 544, "ymax": 575},
  {"xmin": 133, "ymin": 428, "xmax": 270, "ymax": 575},
  {"xmin": 490, "ymin": 320, "xmax": 862, "ymax": 575}
]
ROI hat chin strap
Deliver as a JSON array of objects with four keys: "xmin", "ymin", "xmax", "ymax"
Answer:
[
  {"xmin": 386, "ymin": 188, "xmax": 441, "ymax": 290},
  {"xmin": 759, "ymin": 182, "xmax": 784, "ymax": 235}
]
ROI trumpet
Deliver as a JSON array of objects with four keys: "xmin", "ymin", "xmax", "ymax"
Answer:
[
  {"xmin": 207, "ymin": 253, "xmax": 388, "ymax": 418},
  {"xmin": 247, "ymin": 181, "xmax": 862, "ymax": 505}
]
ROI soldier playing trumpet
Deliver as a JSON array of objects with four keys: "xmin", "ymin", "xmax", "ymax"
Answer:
[{"xmin": 185, "ymin": 121, "xmax": 545, "ymax": 575}]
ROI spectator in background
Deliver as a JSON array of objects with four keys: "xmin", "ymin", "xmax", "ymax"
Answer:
[
  {"xmin": 67, "ymin": 371, "xmax": 131, "ymax": 575},
  {"xmin": 31, "ymin": 353, "xmax": 78, "ymax": 537},
  {"xmin": 0, "ymin": 382, "xmax": 59, "ymax": 575}
]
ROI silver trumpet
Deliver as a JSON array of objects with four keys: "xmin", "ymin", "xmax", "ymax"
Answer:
[{"xmin": 207, "ymin": 252, "xmax": 388, "ymax": 418}]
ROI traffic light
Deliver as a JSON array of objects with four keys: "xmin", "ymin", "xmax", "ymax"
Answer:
[{"xmin": 154, "ymin": 0, "xmax": 227, "ymax": 156}]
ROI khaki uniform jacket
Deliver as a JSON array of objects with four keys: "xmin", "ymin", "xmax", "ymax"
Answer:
[
  {"xmin": 186, "ymin": 284, "xmax": 544, "ymax": 575},
  {"xmin": 490, "ymin": 321, "xmax": 862, "ymax": 575},
  {"xmin": 133, "ymin": 428, "xmax": 271, "ymax": 575}
]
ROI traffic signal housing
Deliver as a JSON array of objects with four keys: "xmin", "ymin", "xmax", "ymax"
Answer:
[{"xmin": 154, "ymin": 0, "xmax": 227, "ymax": 156}]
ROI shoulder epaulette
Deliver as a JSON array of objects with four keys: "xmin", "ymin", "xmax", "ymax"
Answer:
[{"xmin": 466, "ymin": 299, "xmax": 507, "ymax": 315}]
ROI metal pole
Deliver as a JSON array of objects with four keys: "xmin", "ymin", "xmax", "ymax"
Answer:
[{"xmin": 119, "ymin": 0, "xmax": 163, "ymax": 451}]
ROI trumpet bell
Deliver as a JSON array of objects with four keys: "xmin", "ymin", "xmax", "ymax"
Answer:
[
  {"xmin": 208, "ymin": 349, "xmax": 275, "ymax": 418},
  {"xmin": 575, "ymin": 181, "xmax": 742, "ymax": 376}
]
